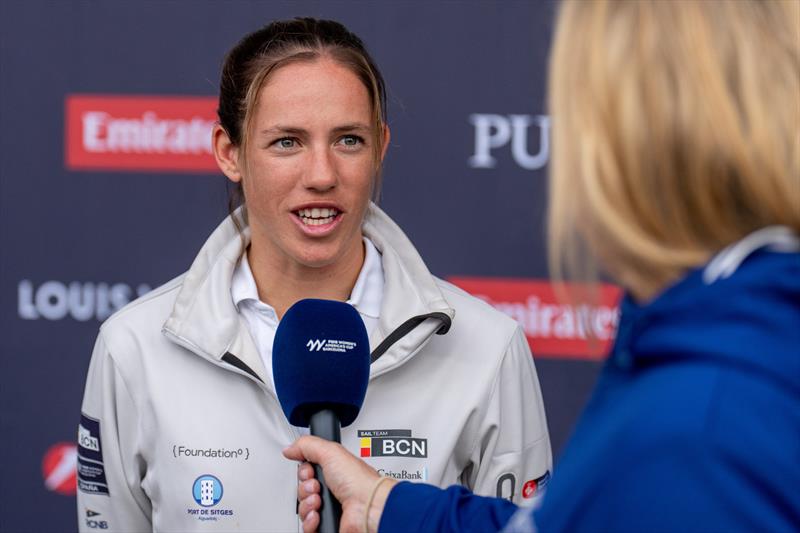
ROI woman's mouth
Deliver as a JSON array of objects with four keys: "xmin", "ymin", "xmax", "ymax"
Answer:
[{"xmin": 295, "ymin": 207, "xmax": 340, "ymax": 226}]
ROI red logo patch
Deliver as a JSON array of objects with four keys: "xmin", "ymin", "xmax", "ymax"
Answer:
[
  {"xmin": 42, "ymin": 442, "xmax": 78, "ymax": 496},
  {"xmin": 448, "ymin": 278, "xmax": 622, "ymax": 360},
  {"xmin": 522, "ymin": 479, "xmax": 537, "ymax": 499},
  {"xmin": 65, "ymin": 94, "xmax": 219, "ymax": 173}
]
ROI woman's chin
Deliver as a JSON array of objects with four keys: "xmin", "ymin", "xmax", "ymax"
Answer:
[{"xmin": 289, "ymin": 247, "xmax": 351, "ymax": 272}]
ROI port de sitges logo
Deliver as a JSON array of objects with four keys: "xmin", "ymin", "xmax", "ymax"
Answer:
[
  {"xmin": 187, "ymin": 474, "xmax": 234, "ymax": 522},
  {"xmin": 192, "ymin": 475, "xmax": 223, "ymax": 507},
  {"xmin": 306, "ymin": 339, "xmax": 358, "ymax": 353},
  {"xmin": 468, "ymin": 113, "xmax": 550, "ymax": 170},
  {"xmin": 65, "ymin": 94, "xmax": 218, "ymax": 173}
]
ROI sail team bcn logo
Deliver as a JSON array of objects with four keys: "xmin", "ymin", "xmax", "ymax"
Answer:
[{"xmin": 358, "ymin": 429, "xmax": 427, "ymax": 458}]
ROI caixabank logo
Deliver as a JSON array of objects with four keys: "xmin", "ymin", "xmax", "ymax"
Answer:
[
  {"xmin": 359, "ymin": 429, "xmax": 427, "ymax": 458},
  {"xmin": 65, "ymin": 94, "xmax": 218, "ymax": 173}
]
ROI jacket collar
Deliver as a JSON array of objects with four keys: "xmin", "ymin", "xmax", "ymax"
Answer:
[
  {"xmin": 362, "ymin": 203, "xmax": 454, "ymax": 374},
  {"xmin": 162, "ymin": 209, "xmax": 248, "ymax": 362},
  {"xmin": 162, "ymin": 203, "xmax": 455, "ymax": 376}
]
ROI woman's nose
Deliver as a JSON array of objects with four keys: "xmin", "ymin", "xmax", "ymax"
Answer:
[{"xmin": 302, "ymin": 148, "xmax": 338, "ymax": 191}]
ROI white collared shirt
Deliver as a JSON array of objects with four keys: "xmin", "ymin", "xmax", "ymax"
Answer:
[{"xmin": 230, "ymin": 237, "xmax": 384, "ymax": 395}]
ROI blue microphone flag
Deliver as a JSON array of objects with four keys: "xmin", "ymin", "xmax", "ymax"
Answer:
[{"xmin": 273, "ymin": 299, "xmax": 370, "ymax": 427}]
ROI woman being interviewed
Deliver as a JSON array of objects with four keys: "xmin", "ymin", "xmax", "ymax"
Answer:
[
  {"xmin": 76, "ymin": 18, "xmax": 552, "ymax": 532},
  {"xmin": 287, "ymin": 1, "xmax": 800, "ymax": 531}
]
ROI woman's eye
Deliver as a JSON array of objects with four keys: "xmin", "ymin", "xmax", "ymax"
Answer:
[
  {"xmin": 339, "ymin": 135, "xmax": 363, "ymax": 147},
  {"xmin": 274, "ymin": 138, "xmax": 296, "ymax": 149}
]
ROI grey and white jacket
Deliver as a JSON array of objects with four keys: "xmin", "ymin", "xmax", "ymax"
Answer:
[{"xmin": 77, "ymin": 203, "xmax": 552, "ymax": 532}]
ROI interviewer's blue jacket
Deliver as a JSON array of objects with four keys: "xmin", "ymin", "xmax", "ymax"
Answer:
[{"xmin": 380, "ymin": 239, "xmax": 800, "ymax": 533}]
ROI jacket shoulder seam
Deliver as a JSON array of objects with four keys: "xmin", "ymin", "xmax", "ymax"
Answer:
[{"xmin": 101, "ymin": 275, "xmax": 184, "ymax": 328}]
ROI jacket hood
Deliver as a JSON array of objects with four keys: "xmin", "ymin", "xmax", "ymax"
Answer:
[
  {"xmin": 162, "ymin": 203, "xmax": 454, "ymax": 376},
  {"xmin": 613, "ymin": 230, "xmax": 800, "ymax": 395}
]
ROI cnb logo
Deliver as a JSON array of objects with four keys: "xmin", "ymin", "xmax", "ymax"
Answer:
[
  {"xmin": 84, "ymin": 509, "xmax": 108, "ymax": 529},
  {"xmin": 359, "ymin": 429, "xmax": 427, "ymax": 458},
  {"xmin": 468, "ymin": 114, "xmax": 550, "ymax": 170},
  {"xmin": 192, "ymin": 475, "xmax": 223, "ymax": 507},
  {"xmin": 306, "ymin": 339, "xmax": 325, "ymax": 351}
]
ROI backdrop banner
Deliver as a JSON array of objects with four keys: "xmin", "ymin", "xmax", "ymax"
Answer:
[{"xmin": 0, "ymin": 2, "xmax": 609, "ymax": 530}]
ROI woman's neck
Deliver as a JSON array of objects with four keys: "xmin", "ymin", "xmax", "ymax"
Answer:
[{"xmin": 246, "ymin": 240, "xmax": 366, "ymax": 320}]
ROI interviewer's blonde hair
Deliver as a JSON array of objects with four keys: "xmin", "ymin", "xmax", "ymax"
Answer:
[{"xmin": 547, "ymin": 0, "xmax": 800, "ymax": 301}]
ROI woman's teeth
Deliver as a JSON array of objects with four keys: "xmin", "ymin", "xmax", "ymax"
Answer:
[{"xmin": 297, "ymin": 207, "xmax": 338, "ymax": 226}]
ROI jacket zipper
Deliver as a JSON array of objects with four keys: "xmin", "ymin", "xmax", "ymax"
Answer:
[{"xmin": 369, "ymin": 311, "xmax": 452, "ymax": 363}]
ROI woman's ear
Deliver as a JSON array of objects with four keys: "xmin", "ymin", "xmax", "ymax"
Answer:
[
  {"xmin": 380, "ymin": 124, "xmax": 391, "ymax": 162},
  {"xmin": 212, "ymin": 124, "xmax": 242, "ymax": 183}
]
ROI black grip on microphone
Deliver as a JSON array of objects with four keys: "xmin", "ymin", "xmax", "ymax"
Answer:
[
  {"xmin": 273, "ymin": 299, "xmax": 371, "ymax": 533},
  {"xmin": 309, "ymin": 410, "xmax": 342, "ymax": 533}
]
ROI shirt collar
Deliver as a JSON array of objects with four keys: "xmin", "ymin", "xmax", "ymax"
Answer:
[
  {"xmin": 230, "ymin": 237, "xmax": 383, "ymax": 319},
  {"xmin": 349, "ymin": 237, "xmax": 383, "ymax": 319},
  {"xmin": 230, "ymin": 248, "xmax": 263, "ymax": 309}
]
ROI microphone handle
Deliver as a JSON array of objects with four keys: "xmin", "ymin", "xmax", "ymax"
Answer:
[{"xmin": 309, "ymin": 409, "xmax": 342, "ymax": 533}]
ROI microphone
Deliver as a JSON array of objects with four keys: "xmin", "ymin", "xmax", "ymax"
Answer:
[{"xmin": 273, "ymin": 299, "xmax": 370, "ymax": 533}]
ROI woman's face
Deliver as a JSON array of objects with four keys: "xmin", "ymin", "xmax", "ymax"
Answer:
[{"xmin": 231, "ymin": 59, "xmax": 384, "ymax": 273}]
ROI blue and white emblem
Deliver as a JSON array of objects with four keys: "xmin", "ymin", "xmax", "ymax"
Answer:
[{"xmin": 192, "ymin": 475, "xmax": 223, "ymax": 507}]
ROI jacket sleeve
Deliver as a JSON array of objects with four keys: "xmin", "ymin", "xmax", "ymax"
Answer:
[
  {"xmin": 464, "ymin": 326, "xmax": 553, "ymax": 506},
  {"xmin": 379, "ymin": 482, "xmax": 518, "ymax": 533},
  {"xmin": 77, "ymin": 331, "xmax": 152, "ymax": 532}
]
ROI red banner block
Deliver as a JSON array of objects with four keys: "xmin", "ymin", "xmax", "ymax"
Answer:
[
  {"xmin": 448, "ymin": 277, "xmax": 622, "ymax": 360},
  {"xmin": 65, "ymin": 94, "xmax": 219, "ymax": 173}
]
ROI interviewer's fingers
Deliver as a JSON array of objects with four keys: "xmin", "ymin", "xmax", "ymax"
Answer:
[
  {"xmin": 298, "ymin": 478, "xmax": 320, "ymax": 501},
  {"xmin": 302, "ymin": 509, "xmax": 319, "ymax": 533},
  {"xmin": 298, "ymin": 462, "xmax": 315, "ymax": 482},
  {"xmin": 284, "ymin": 435, "xmax": 381, "ymax": 508},
  {"xmin": 283, "ymin": 435, "xmax": 340, "ymax": 466},
  {"xmin": 298, "ymin": 492, "xmax": 321, "ymax": 521}
]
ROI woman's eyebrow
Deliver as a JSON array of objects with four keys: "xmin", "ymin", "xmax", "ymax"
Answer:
[
  {"xmin": 331, "ymin": 123, "xmax": 371, "ymax": 134},
  {"xmin": 260, "ymin": 126, "xmax": 307, "ymax": 136},
  {"xmin": 259, "ymin": 124, "xmax": 371, "ymax": 136},
  {"xmin": 260, "ymin": 124, "xmax": 372, "ymax": 137}
]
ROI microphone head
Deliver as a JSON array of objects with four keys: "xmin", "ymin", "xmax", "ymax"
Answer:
[{"xmin": 273, "ymin": 299, "xmax": 370, "ymax": 428}]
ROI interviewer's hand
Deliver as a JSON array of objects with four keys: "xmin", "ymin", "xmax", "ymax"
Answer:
[{"xmin": 283, "ymin": 436, "xmax": 398, "ymax": 533}]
